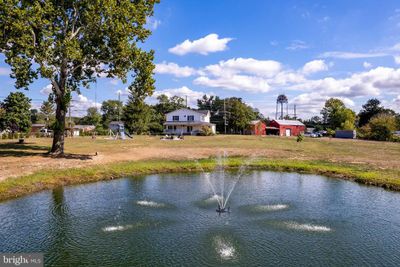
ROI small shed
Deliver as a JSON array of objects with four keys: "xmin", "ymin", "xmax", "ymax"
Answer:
[
  {"xmin": 269, "ymin": 120, "xmax": 306, "ymax": 137},
  {"xmin": 31, "ymin": 124, "xmax": 46, "ymax": 134},
  {"xmin": 335, "ymin": 130, "xmax": 356, "ymax": 139},
  {"xmin": 246, "ymin": 120, "xmax": 266, "ymax": 135}
]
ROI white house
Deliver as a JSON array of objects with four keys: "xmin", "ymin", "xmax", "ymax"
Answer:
[{"xmin": 164, "ymin": 108, "xmax": 216, "ymax": 135}]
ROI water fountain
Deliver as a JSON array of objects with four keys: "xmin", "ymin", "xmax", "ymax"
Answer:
[{"xmin": 195, "ymin": 152, "xmax": 256, "ymax": 213}]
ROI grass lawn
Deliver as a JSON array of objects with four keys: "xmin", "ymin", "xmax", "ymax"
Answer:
[{"xmin": 0, "ymin": 135, "xmax": 399, "ymax": 201}]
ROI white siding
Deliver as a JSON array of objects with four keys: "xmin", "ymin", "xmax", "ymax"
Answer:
[{"xmin": 165, "ymin": 109, "xmax": 210, "ymax": 123}]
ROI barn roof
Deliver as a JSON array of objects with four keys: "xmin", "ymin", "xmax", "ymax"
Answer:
[{"xmin": 273, "ymin": 119, "xmax": 305, "ymax": 126}]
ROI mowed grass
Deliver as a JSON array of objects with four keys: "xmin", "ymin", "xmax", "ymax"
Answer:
[{"xmin": 0, "ymin": 135, "xmax": 399, "ymax": 201}]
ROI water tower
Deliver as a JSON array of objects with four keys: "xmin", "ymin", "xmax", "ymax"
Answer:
[{"xmin": 276, "ymin": 94, "xmax": 288, "ymax": 119}]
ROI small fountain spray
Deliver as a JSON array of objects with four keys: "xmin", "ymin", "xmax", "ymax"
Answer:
[{"xmin": 194, "ymin": 152, "xmax": 257, "ymax": 214}]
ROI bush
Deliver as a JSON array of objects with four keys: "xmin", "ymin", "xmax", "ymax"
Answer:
[
  {"xmin": 361, "ymin": 114, "xmax": 397, "ymax": 141},
  {"xmin": 296, "ymin": 133, "xmax": 304, "ymax": 142},
  {"xmin": 200, "ymin": 126, "xmax": 214, "ymax": 136}
]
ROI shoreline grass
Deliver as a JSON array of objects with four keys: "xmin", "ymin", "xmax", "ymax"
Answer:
[{"xmin": 0, "ymin": 157, "xmax": 399, "ymax": 202}]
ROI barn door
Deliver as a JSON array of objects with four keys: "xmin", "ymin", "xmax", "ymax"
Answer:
[{"xmin": 285, "ymin": 128, "xmax": 291, "ymax": 136}]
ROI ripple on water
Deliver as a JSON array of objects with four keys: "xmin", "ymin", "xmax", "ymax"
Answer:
[
  {"xmin": 136, "ymin": 200, "xmax": 165, "ymax": 208},
  {"xmin": 283, "ymin": 222, "xmax": 332, "ymax": 232},
  {"xmin": 252, "ymin": 204, "xmax": 289, "ymax": 212},
  {"xmin": 213, "ymin": 235, "xmax": 237, "ymax": 261}
]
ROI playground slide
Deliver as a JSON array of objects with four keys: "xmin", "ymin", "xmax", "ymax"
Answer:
[{"xmin": 125, "ymin": 132, "xmax": 133, "ymax": 139}]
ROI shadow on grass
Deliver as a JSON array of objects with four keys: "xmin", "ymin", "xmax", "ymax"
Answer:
[{"xmin": 0, "ymin": 142, "xmax": 93, "ymax": 160}]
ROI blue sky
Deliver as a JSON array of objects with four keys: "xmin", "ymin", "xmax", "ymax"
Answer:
[{"xmin": 1, "ymin": 0, "xmax": 400, "ymax": 118}]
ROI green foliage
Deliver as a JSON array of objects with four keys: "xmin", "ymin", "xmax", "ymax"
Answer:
[
  {"xmin": 360, "ymin": 113, "xmax": 397, "ymax": 141},
  {"xmin": 0, "ymin": 0, "xmax": 158, "ymax": 153},
  {"xmin": 101, "ymin": 100, "xmax": 123, "ymax": 128},
  {"xmin": 79, "ymin": 107, "xmax": 102, "ymax": 127},
  {"xmin": 296, "ymin": 133, "xmax": 304, "ymax": 142},
  {"xmin": 197, "ymin": 95, "xmax": 257, "ymax": 133},
  {"xmin": 39, "ymin": 99, "xmax": 55, "ymax": 128},
  {"xmin": 321, "ymin": 98, "xmax": 355, "ymax": 130},
  {"xmin": 200, "ymin": 126, "xmax": 214, "ymax": 136},
  {"xmin": 122, "ymin": 87, "xmax": 153, "ymax": 134},
  {"xmin": 358, "ymin": 98, "xmax": 384, "ymax": 127},
  {"xmin": 0, "ymin": 92, "xmax": 31, "ymax": 133}
]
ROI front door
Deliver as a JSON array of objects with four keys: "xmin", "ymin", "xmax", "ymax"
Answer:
[
  {"xmin": 187, "ymin": 126, "xmax": 193, "ymax": 133},
  {"xmin": 285, "ymin": 128, "xmax": 291, "ymax": 136}
]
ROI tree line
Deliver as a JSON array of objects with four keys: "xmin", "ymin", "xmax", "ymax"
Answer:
[
  {"xmin": 303, "ymin": 98, "xmax": 400, "ymax": 141},
  {"xmin": 0, "ymin": 92, "xmax": 264, "ymax": 136}
]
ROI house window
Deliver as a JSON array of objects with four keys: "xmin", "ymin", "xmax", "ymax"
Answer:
[
  {"xmin": 187, "ymin": 126, "xmax": 193, "ymax": 132},
  {"xmin": 168, "ymin": 126, "xmax": 173, "ymax": 130},
  {"xmin": 172, "ymin": 116, "xmax": 179, "ymax": 121},
  {"xmin": 187, "ymin": 115, "xmax": 194, "ymax": 121},
  {"xmin": 173, "ymin": 126, "xmax": 177, "ymax": 130}
]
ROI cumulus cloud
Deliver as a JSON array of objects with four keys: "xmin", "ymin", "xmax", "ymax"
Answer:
[
  {"xmin": 194, "ymin": 75, "xmax": 271, "ymax": 93},
  {"xmin": 152, "ymin": 86, "xmax": 207, "ymax": 107},
  {"xmin": 168, "ymin": 33, "xmax": 233, "ymax": 55},
  {"xmin": 155, "ymin": 61, "xmax": 198, "ymax": 77},
  {"xmin": 394, "ymin": 55, "xmax": 400, "ymax": 64},
  {"xmin": 286, "ymin": 40, "xmax": 309, "ymax": 51},
  {"xmin": 71, "ymin": 93, "xmax": 101, "ymax": 117},
  {"xmin": 363, "ymin": 62, "xmax": 372, "ymax": 69},
  {"xmin": 147, "ymin": 17, "xmax": 161, "ymax": 30},
  {"xmin": 40, "ymin": 84, "xmax": 53, "ymax": 95},
  {"xmin": 320, "ymin": 51, "xmax": 387, "ymax": 59},
  {"xmin": 302, "ymin": 60, "xmax": 328, "ymax": 75}
]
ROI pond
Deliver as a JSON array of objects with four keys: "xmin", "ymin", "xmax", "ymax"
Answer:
[{"xmin": 1, "ymin": 170, "xmax": 400, "ymax": 266}]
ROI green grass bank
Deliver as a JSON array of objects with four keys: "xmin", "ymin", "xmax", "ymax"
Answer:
[{"xmin": 1, "ymin": 157, "xmax": 399, "ymax": 202}]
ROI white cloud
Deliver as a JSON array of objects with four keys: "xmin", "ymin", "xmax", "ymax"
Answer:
[
  {"xmin": 152, "ymin": 86, "xmax": 207, "ymax": 107},
  {"xmin": 70, "ymin": 93, "xmax": 101, "ymax": 117},
  {"xmin": 320, "ymin": 51, "xmax": 387, "ymax": 59},
  {"xmin": 0, "ymin": 67, "xmax": 11, "ymax": 76},
  {"xmin": 302, "ymin": 60, "xmax": 328, "ymax": 75},
  {"xmin": 363, "ymin": 62, "xmax": 372, "ymax": 69},
  {"xmin": 194, "ymin": 75, "xmax": 271, "ymax": 93},
  {"xmin": 286, "ymin": 40, "xmax": 309, "ymax": 51},
  {"xmin": 203, "ymin": 58, "xmax": 282, "ymax": 77},
  {"xmin": 394, "ymin": 55, "xmax": 400, "ymax": 64},
  {"xmin": 168, "ymin": 33, "xmax": 233, "ymax": 55},
  {"xmin": 155, "ymin": 61, "xmax": 197, "ymax": 77},
  {"xmin": 109, "ymin": 79, "xmax": 119, "ymax": 85},
  {"xmin": 40, "ymin": 84, "xmax": 53, "ymax": 95},
  {"xmin": 147, "ymin": 17, "xmax": 161, "ymax": 30}
]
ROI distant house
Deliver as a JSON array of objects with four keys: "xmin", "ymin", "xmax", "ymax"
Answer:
[
  {"xmin": 164, "ymin": 108, "xmax": 216, "ymax": 135},
  {"xmin": 268, "ymin": 120, "xmax": 306, "ymax": 136},
  {"xmin": 245, "ymin": 120, "xmax": 266, "ymax": 135},
  {"xmin": 67, "ymin": 125, "xmax": 95, "ymax": 137},
  {"xmin": 31, "ymin": 124, "xmax": 46, "ymax": 134},
  {"xmin": 335, "ymin": 130, "xmax": 356, "ymax": 139}
]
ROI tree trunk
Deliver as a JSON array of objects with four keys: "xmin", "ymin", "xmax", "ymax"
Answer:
[{"xmin": 50, "ymin": 95, "xmax": 66, "ymax": 155}]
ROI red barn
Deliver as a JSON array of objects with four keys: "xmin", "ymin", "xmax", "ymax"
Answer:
[
  {"xmin": 246, "ymin": 120, "xmax": 266, "ymax": 135},
  {"xmin": 269, "ymin": 120, "xmax": 305, "ymax": 136}
]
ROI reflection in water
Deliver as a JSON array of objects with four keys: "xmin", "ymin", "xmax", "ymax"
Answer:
[{"xmin": 0, "ymin": 171, "xmax": 400, "ymax": 266}]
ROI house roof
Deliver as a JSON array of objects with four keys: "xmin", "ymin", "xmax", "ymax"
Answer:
[
  {"xmin": 273, "ymin": 119, "xmax": 305, "ymax": 126},
  {"xmin": 249, "ymin": 120, "xmax": 264, "ymax": 125},
  {"xmin": 109, "ymin": 121, "xmax": 124, "ymax": 125},
  {"xmin": 165, "ymin": 108, "xmax": 209, "ymax": 116},
  {"xmin": 73, "ymin": 125, "xmax": 95, "ymax": 129},
  {"xmin": 32, "ymin": 124, "xmax": 46, "ymax": 127}
]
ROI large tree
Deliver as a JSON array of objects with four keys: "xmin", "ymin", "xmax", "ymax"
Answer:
[
  {"xmin": 39, "ymin": 99, "xmax": 55, "ymax": 128},
  {"xmin": 321, "ymin": 98, "xmax": 355, "ymax": 130},
  {"xmin": 358, "ymin": 98, "xmax": 384, "ymax": 127},
  {"xmin": 79, "ymin": 107, "xmax": 101, "ymax": 126},
  {"xmin": 0, "ymin": 92, "xmax": 31, "ymax": 133},
  {"xmin": 0, "ymin": 0, "xmax": 158, "ymax": 154}
]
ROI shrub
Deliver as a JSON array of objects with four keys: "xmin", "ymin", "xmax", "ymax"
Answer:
[
  {"xmin": 296, "ymin": 133, "xmax": 304, "ymax": 142},
  {"xmin": 200, "ymin": 126, "xmax": 214, "ymax": 136},
  {"xmin": 362, "ymin": 114, "xmax": 397, "ymax": 141}
]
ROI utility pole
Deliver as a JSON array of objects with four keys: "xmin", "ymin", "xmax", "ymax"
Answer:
[
  {"xmin": 185, "ymin": 95, "xmax": 188, "ymax": 108},
  {"xmin": 118, "ymin": 91, "xmax": 121, "ymax": 122},
  {"xmin": 69, "ymin": 104, "xmax": 72, "ymax": 137},
  {"xmin": 294, "ymin": 105, "xmax": 297, "ymax": 120},
  {"xmin": 223, "ymin": 99, "xmax": 227, "ymax": 134}
]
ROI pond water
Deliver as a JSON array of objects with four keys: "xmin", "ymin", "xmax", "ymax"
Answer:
[{"xmin": 1, "ymin": 171, "xmax": 400, "ymax": 266}]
